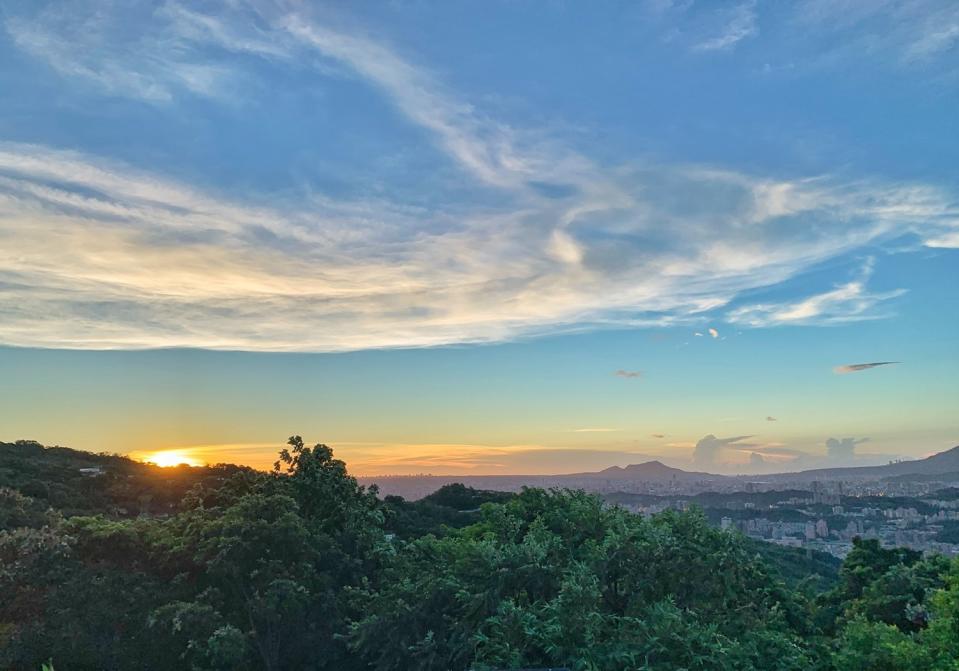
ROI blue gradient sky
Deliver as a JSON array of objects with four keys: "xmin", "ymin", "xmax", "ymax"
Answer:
[{"xmin": 0, "ymin": 1, "xmax": 957, "ymax": 474}]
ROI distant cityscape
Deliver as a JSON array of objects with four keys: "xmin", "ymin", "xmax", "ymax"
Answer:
[
  {"xmin": 613, "ymin": 479, "xmax": 959, "ymax": 559},
  {"xmin": 361, "ymin": 448, "xmax": 959, "ymax": 559}
]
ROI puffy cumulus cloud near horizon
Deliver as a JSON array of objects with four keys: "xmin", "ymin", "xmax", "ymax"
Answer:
[
  {"xmin": 683, "ymin": 437, "xmax": 833, "ymax": 474},
  {"xmin": 1, "ymin": 3, "xmax": 958, "ymax": 352},
  {"xmin": 692, "ymin": 434, "xmax": 754, "ymax": 468},
  {"xmin": 826, "ymin": 436, "xmax": 869, "ymax": 461}
]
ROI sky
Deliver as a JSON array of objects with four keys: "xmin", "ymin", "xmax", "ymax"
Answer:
[{"xmin": 0, "ymin": 0, "xmax": 957, "ymax": 475}]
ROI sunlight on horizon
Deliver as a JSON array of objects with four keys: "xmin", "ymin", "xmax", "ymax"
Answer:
[{"xmin": 136, "ymin": 449, "xmax": 206, "ymax": 468}]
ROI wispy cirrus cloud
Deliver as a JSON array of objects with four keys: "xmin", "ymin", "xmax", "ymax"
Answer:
[
  {"xmin": 834, "ymin": 362, "xmax": 900, "ymax": 374},
  {"xmin": 614, "ymin": 370, "xmax": 642, "ymax": 379},
  {"xmin": 646, "ymin": 0, "xmax": 959, "ymax": 82},
  {"xmin": 726, "ymin": 260, "xmax": 908, "ymax": 327},
  {"xmin": 650, "ymin": 0, "xmax": 758, "ymax": 53},
  {"xmin": 793, "ymin": 0, "xmax": 959, "ymax": 71},
  {"xmin": 726, "ymin": 281, "xmax": 906, "ymax": 327},
  {"xmin": 0, "ymin": 4, "xmax": 957, "ymax": 351},
  {"xmin": 4, "ymin": 2, "xmax": 241, "ymax": 102},
  {"xmin": 691, "ymin": 1, "xmax": 759, "ymax": 52},
  {"xmin": 279, "ymin": 16, "xmax": 535, "ymax": 189}
]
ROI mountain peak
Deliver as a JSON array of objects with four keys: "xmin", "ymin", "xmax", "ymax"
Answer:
[
  {"xmin": 584, "ymin": 460, "xmax": 724, "ymax": 480},
  {"xmin": 600, "ymin": 460, "xmax": 673, "ymax": 474},
  {"xmin": 623, "ymin": 460, "xmax": 673, "ymax": 472}
]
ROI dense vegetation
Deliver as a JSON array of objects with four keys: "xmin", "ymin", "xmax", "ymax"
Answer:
[{"xmin": 3, "ymin": 439, "xmax": 959, "ymax": 670}]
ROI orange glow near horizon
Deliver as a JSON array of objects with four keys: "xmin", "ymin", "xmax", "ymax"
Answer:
[
  {"xmin": 120, "ymin": 436, "xmax": 917, "ymax": 477},
  {"xmin": 123, "ymin": 441, "xmax": 695, "ymax": 477}
]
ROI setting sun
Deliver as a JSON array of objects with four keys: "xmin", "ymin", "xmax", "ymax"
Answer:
[{"xmin": 140, "ymin": 450, "xmax": 204, "ymax": 468}]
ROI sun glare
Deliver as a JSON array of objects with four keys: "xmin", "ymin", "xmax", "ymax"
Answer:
[{"xmin": 143, "ymin": 450, "xmax": 205, "ymax": 468}]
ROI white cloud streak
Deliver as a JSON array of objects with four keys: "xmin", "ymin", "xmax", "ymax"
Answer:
[
  {"xmin": 0, "ymin": 4, "xmax": 957, "ymax": 351},
  {"xmin": 792, "ymin": 0, "xmax": 959, "ymax": 73},
  {"xmin": 281, "ymin": 18, "xmax": 533, "ymax": 189},
  {"xmin": 726, "ymin": 260, "xmax": 909, "ymax": 327},
  {"xmin": 4, "ymin": 2, "xmax": 240, "ymax": 102},
  {"xmin": 692, "ymin": 1, "xmax": 758, "ymax": 52},
  {"xmin": 924, "ymin": 230, "xmax": 959, "ymax": 248}
]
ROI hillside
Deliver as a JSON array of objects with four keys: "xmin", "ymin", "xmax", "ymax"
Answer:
[
  {"xmin": 778, "ymin": 445, "xmax": 959, "ymax": 481},
  {"xmin": 3, "ymin": 437, "xmax": 957, "ymax": 670},
  {"xmin": 0, "ymin": 439, "xmax": 254, "ymax": 517}
]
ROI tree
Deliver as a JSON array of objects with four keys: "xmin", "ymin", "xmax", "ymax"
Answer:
[
  {"xmin": 833, "ymin": 618, "xmax": 930, "ymax": 671},
  {"xmin": 348, "ymin": 489, "xmax": 812, "ymax": 671}
]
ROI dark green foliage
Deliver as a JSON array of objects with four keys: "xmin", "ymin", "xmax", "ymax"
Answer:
[
  {"xmin": 0, "ymin": 440, "xmax": 257, "ymax": 518},
  {"xmin": 381, "ymin": 484, "xmax": 516, "ymax": 540},
  {"xmin": 421, "ymin": 482, "xmax": 514, "ymax": 510},
  {"xmin": 818, "ymin": 538, "xmax": 958, "ymax": 670},
  {"xmin": 1, "ymin": 437, "xmax": 385, "ymax": 670},
  {"xmin": 0, "ymin": 487, "xmax": 58, "ymax": 531},
  {"xmin": 747, "ymin": 538, "xmax": 842, "ymax": 593},
  {"xmin": 817, "ymin": 537, "xmax": 946, "ymax": 634},
  {"xmin": 348, "ymin": 490, "xmax": 814, "ymax": 671},
  {"xmin": 2, "ymin": 439, "xmax": 959, "ymax": 670}
]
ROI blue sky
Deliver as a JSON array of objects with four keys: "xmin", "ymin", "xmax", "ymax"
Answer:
[{"xmin": 0, "ymin": 0, "xmax": 957, "ymax": 474}]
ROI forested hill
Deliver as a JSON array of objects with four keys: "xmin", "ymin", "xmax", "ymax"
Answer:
[
  {"xmin": 0, "ymin": 439, "xmax": 254, "ymax": 518},
  {"xmin": 3, "ymin": 438, "xmax": 959, "ymax": 670}
]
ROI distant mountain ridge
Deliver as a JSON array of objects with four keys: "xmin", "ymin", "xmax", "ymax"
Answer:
[
  {"xmin": 359, "ymin": 447, "xmax": 959, "ymax": 499},
  {"xmin": 359, "ymin": 449, "xmax": 959, "ymax": 500},
  {"xmin": 588, "ymin": 446, "xmax": 959, "ymax": 481},
  {"xmin": 773, "ymin": 445, "xmax": 959, "ymax": 480}
]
